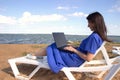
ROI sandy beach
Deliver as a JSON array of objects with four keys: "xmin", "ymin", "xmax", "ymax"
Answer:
[{"xmin": 0, "ymin": 42, "xmax": 120, "ymax": 80}]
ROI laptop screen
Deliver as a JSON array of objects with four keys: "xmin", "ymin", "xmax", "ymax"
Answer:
[{"xmin": 52, "ymin": 32, "xmax": 67, "ymax": 49}]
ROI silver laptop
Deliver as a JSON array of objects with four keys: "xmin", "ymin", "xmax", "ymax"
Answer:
[{"xmin": 52, "ymin": 32, "xmax": 68, "ymax": 50}]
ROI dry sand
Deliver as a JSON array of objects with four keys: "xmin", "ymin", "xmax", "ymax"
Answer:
[{"xmin": 0, "ymin": 42, "xmax": 120, "ymax": 80}]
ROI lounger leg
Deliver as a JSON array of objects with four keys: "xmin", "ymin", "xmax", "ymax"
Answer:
[
  {"xmin": 28, "ymin": 65, "xmax": 41, "ymax": 79},
  {"xmin": 62, "ymin": 68, "xmax": 76, "ymax": 80},
  {"xmin": 104, "ymin": 64, "xmax": 120, "ymax": 80},
  {"xmin": 8, "ymin": 59, "xmax": 20, "ymax": 77},
  {"xmin": 97, "ymin": 71, "xmax": 106, "ymax": 78}
]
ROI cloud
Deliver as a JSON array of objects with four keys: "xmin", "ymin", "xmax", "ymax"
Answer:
[
  {"xmin": 0, "ymin": 15, "xmax": 16, "ymax": 24},
  {"xmin": 56, "ymin": 6, "xmax": 69, "ymax": 10},
  {"xmin": 68, "ymin": 12, "xmax": 88, "ymax": 17},
  {"xmin": 0, "ymin": 11, "xmax": 67, "ymax": 25},
  {"xmin": 56, "ymin": 6, "xmax": 78, "ymax": 10},
  {"xmin": 108, "ymin": 5, "xmax": 120, "ymax": 12},
  {"xmin": 108, "ymin": 0, "xmax": 120, "ymax": 12},
  {"xmin": 107, "ymin": 24, "xmax": 120, "ymax": 35},
  {"xmin": 18, "ymin": 11, "xmax": 67, "ymax": 24}
]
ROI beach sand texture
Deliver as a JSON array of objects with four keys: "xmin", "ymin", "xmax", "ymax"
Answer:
[{"xmin": 0, "ymin": 42, "xmax": 120, "ymax": 80}]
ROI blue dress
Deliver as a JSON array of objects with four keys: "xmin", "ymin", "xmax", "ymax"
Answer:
[{"xmin": 46, "ymin": 32, "xmax": 103, "ymax": 73}]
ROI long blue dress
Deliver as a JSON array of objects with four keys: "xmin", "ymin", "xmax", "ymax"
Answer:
[{"xmin": 46, "ymin": 32, "xmax": 103, "ymax": 73}]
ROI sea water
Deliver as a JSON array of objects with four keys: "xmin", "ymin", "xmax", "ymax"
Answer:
[{"xmin": 0, "ymin": 34, "xmax": 120, "ymax": 44}]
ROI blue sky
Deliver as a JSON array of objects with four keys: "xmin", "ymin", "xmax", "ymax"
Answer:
[{"xmin": 0, "ymin": 0, "xmax": 120, "ymax": 35}]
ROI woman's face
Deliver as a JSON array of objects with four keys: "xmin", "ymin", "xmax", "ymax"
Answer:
[{"xmin": 88, "ymin": 21, "xmax": 94, "ymax": 31}]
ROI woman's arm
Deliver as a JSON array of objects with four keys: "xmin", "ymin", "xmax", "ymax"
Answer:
[{"xmin": 64, "ymin": 46, "xmax": 94, "ymax": 62}]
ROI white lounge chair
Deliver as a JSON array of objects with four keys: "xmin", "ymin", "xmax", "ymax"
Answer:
[
  {"xmin": 112, "ymin": 46, "xmax": 120, "ymax": 55},
  {"xmin": 8, "ymin": 41, "xmax": 120, "ymax": 80}
]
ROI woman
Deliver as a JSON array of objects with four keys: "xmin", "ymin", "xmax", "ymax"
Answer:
[{"xmin": 28, "ymin": 12, "xmax": 111, "ymax": 73}]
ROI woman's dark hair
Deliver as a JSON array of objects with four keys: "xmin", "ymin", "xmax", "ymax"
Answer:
[{"xmin": 87, "ymin": 12, "xmax": 111, "ymax": 42}]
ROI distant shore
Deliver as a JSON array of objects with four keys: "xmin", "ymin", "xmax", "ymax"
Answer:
[{"xmin": 0, "ymin": 42, "xmax": 120, "ymax": 80}]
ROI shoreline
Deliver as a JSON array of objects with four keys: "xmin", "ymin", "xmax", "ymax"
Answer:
[{"xmin": 0, "ymin": 43, "xmax": 120, "ymax": 80}]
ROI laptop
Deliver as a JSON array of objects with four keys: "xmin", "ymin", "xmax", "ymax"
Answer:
[{"xmin": 52, "ymin": 32, "xmax": 68, "ymax": 50}]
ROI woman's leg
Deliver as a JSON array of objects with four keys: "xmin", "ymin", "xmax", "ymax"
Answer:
[{"xmin": 34, "ymin": 47, "xmax": 47, "ymax": 56}]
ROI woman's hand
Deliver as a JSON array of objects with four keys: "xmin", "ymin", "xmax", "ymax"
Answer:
[
  {"xmin": 64, "ymin": 45, "xmax": 75, "ymax": 52},
  {"xmin": 64, "ymin": 45, "xmax": 94, "ymax": 62}
]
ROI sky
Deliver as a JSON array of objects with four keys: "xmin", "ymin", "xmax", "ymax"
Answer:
[{"xmin": 0, "ymin": 0, "xmax": 120, "ymax": 35}]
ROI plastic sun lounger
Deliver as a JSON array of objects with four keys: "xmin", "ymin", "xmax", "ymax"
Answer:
[
  {"xmin": 8, "ymin": 41, "xmax": 120, "ymax": 80},
  {"xmin": 112, "ymin": 46, "xmax": 120, "ymax": 55}
]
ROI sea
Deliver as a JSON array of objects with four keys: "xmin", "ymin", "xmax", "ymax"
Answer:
[{"xmin": 0, "ymin": 34, "xmax": 120, "ymax": 44}]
